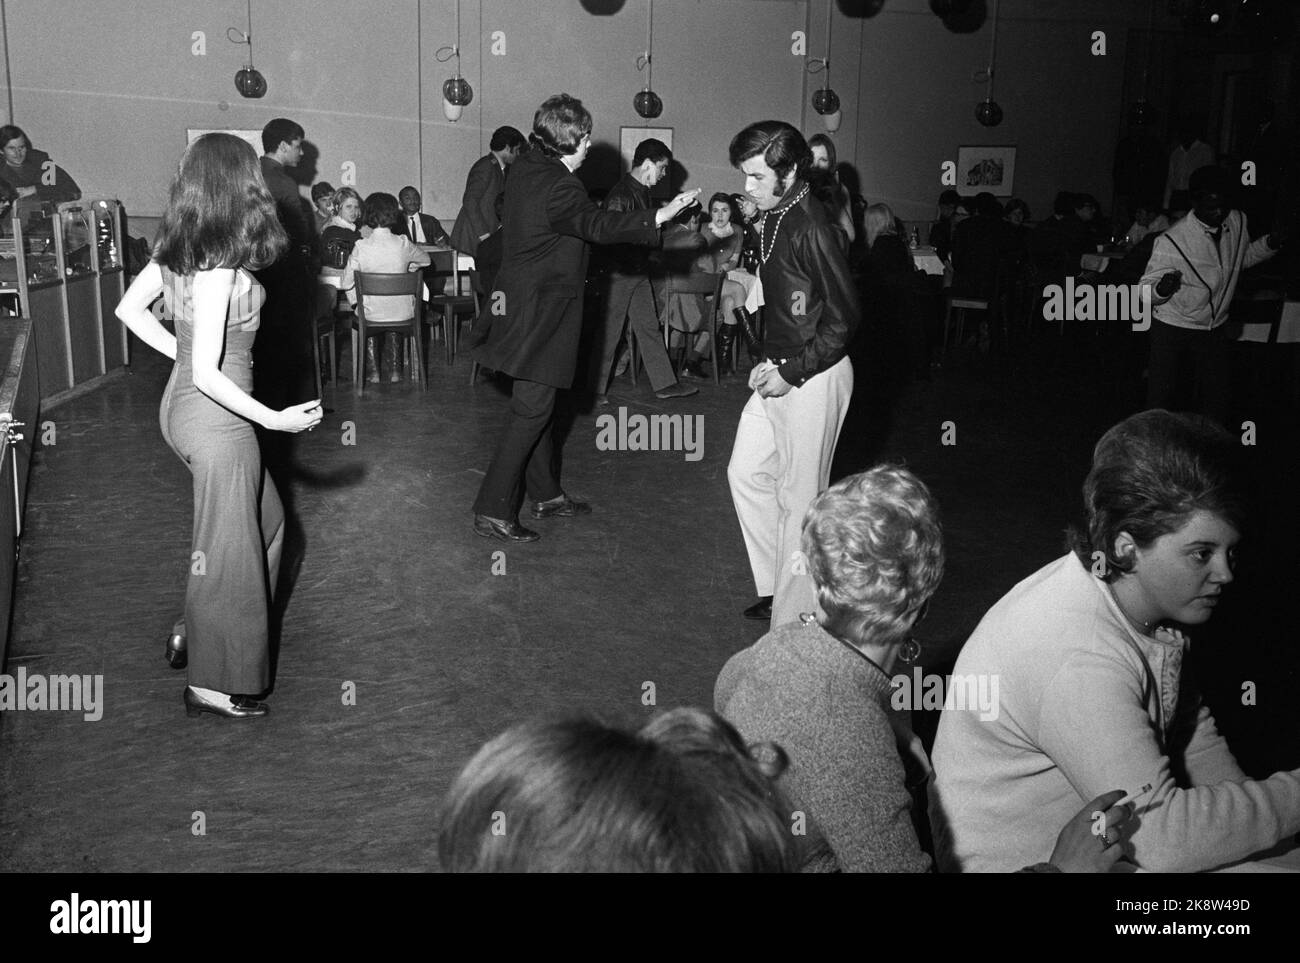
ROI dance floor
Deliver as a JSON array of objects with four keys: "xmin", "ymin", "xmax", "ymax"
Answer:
[{"xmin": 2, "ymin": 328, "xmax": 1297, "ymax": 871}]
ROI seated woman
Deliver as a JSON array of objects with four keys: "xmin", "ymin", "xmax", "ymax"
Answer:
[
  {"xmin": 318, "ymin": 186, "xmax": 363, "ymax": 280},
  {"xmin": 861, "ymin": 204, "xmax": 922, "ymax": 376},
  {"xmin": 716, "ymin": 465, "xmax": 1135, "ymax": 872},
  {"xmin": 0, "ymin": 125, "xmax": 81, "ymax": 204},
  {"xmin": 930, "ymin": 410, "xmax": 1300, "ymax": 873},
  {"xmin": 438, "ymin": 707, "xmax": 797, "ymax": 872},
  {"xmin": 341, "ymin": 191, "xmax": 430, "ymax": 383},
  {"xmin": 682, "ymin": 193, "xmax": 754, "ymax": 377}
]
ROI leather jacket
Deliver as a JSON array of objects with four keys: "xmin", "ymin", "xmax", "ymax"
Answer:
[
  {"xmin": 756, "ymin": 180, "xmax": 860, "ymax": 386},
  {"xmin": 603, "ymin": 173, "xmax": 653, "ymax": 275}
]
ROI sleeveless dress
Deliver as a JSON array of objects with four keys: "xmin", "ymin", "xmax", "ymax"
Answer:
[{"xmin": 160, "ymin": 266, "xmax": 284, "ymax": 695}]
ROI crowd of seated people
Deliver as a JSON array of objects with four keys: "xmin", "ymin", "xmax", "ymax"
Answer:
[
  {"xmin": 339, "ymin": 191, "xmax": 432, "ymax": 383},
  {"xmin": 439, "ymin": 409, "xmax": 1300, "ymax": 872}
]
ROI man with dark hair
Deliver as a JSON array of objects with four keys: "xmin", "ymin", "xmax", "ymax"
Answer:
[
  {"xmin": 395, "ymin": 186, "xmax": 451, "ymax": 247},
  {"xmin": 470, "ymin": 94, "xmax": 699, "ymax": 542},
  {"xmin": 1141, "ymin": 164, "xmax": 1288, "ymax": 424},
  {"xmin": 725, "ymin": 120, "xmax": 859, "ymax": 624},
  {"xmin": 593, "ymin": 137, "xmax": 696, "ymax": 403},
  {"xmin": 451, "ymin": 125, "xmax": 527, "ymax": 255},
  {"xmin": 928, "ymin": 188, "xmax": 962, "ymax": 261},
  {"xmin": 255, "ymin": 116, "xmax": 313, "ymax": 407},
  {"xmin": 311, "ymin": 181, "xmax": 335, "ymax": 232}
]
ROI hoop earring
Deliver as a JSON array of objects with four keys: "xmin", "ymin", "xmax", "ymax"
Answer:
[{"xmin": 898, "ymin": 637, "xmax": 922, "ymax": 665}]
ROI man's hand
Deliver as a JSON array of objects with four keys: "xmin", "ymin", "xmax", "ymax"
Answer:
[
  {"xmin": 752, "ymin": 364, "xmax": 793, "ymax": 398},
  {"xmin": 655, "ymin": 189, "xmax": 702, "ymax": 226},
  {"xmin": 1155, "ymin": 270, "xmax": 1182, "ymax": 298}
]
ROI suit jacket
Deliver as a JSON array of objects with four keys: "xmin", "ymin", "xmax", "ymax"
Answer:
[
  {"xmin": 451, "ymin": 153, "xmax": 506, "ymax": 254},
  {"xmin": 394, "ymin": 211, "xmax": 450, "ymax": 247},
  {"xmin": 259, "ymin": 156, "xmax": 312, "ymax": 251},
  {"xmin": 472, "ymin": 150, "xmax": 658, "ymax": 388}
]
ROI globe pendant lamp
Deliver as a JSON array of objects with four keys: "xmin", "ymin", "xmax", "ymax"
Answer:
[
  {"xmin": 229, "ymin": 1, "xmax": 266, "ymax": 99},
  {"xmin": 808, "ymin": 6, "xmax": 841, "ymax": 131},
  {"xmin": 634, "ymin": 0, "xmax": 662, "ymax": 118},
  {"xmin": 440, "ymin": 0, "xmax": 474, "ymax": 122},
  {"xmin": 975, "ymin": 0, "xmax": 1002, "ymax": 127}
]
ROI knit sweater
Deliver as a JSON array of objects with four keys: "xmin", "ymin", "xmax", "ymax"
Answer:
[
  {"xmin": 929, "ymin": 553, "xmax": 1300, "ymax": 873},
  {"xmin": 714, "ymin": 620, "xmax": 934, "ymax": 872}
]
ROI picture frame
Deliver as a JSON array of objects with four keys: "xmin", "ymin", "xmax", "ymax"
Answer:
[
  {"xmin": 955, "ymin": 145, "xmax": 1016, "ymax": 197},
  {"xmin": 186, "ymin": 129, "xmax": 265, "ymax": 155},
  {"xmin": 620, "ymin": 126, "xmax": 673, "ymax": 198}
]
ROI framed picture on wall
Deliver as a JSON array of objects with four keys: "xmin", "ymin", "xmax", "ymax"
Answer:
[
  {"xmin": 955, "ymin": 145, "xmax": 1016, "ymax": 196},
  {"xmin": 620, "ymin": 126, "xmax": 673, "ymax": 198},
  {"xmin": 186, "ymin": 129, "xmax": 265, "ymax": 154}
]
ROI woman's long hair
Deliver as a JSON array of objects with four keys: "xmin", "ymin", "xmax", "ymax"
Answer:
[
  {"xmin": 153, "ymin": 133, "xmax": 288, "ymax": 276},
  {"xmin": 864, "ymin": 203, "xmax": 898, "ymax": 249}
]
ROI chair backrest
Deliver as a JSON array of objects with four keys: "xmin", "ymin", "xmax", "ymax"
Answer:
[
  {"xmin": 426, "ymin": 248, "xmax": 459, "ymax": 284},
  {"xmin": 355, "ymin": 270, "xmax": 423, "ymax": 323},
  {"xmin": 667, "ymin": 271, "xmax": 725, "ymax": 299}
]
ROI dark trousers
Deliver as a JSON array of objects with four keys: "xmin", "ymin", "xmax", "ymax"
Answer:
[
  {"xmin": 253, "ymin": 259, "xmax": 313, "ymax": 409},
  {"xmin": 1147, "ymin": 320, "xmax": 1233, "ymax": 426},
  {"xmin": 473, "ymin": 378, "xmax": 564, "ymax": 519},
  {"xmin": 594, "ymin": 273, "xmax": 677, "ymax": 393}
]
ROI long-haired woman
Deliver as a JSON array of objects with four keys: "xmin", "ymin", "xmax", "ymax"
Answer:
[{"xmin": 116, "ymin": 133, "xmax": 322, "ymax": 719}]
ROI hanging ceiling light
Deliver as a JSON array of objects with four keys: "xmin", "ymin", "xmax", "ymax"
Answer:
[
  {"xmin": 808, "ymin": 2, "xmax": 841, "ymax": 131},
  {"xmin": 438, "ymin": 0, "xmax": 474, "ymax": 122},
  {"xmin": 1129, "ymin": 0, "xmax": 1157, "ymax": 126},
  {"xmin": 229, "ymin": 1, "xmax": 266, "ymax": 99},
  {"xmin": 975, "ymin": 0, "xmax": 1002, "ymax": 126},
  {"xmin": 634, "ymin": 0, "xmax": 662, "ymax": 118}
]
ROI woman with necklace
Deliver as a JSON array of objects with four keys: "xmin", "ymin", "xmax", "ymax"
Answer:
[
  {"xmin": 716, "ymin": 466, "xmax": 1133, "ymax": 872},
  {"xmin": 931, "ymin": 409, "xmax": 1300, "ymax": 872}
]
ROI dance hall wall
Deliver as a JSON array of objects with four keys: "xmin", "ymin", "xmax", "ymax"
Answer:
[{"xmin": 4, "ymin": 0, "xmax": 1158, "ymax": 228}]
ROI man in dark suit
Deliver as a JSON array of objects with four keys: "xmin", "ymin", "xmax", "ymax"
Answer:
[
  {"xmin": 256, "ymin": 117, "xmax": 314, "ymax": 407},
  {"xmin": 396, "ymin": 186, "xmax": 451, "ymax": 247},
  {"xmin": 471, "ymin": 94, "xmax": 700, "ymax": 542},
  {"xmin": 451, "ymin": 126, "xmax": 527, "ymax": 256},
  {"xmin": 593, "ymin": 137, "xmax": 696, "ymax": 403}
]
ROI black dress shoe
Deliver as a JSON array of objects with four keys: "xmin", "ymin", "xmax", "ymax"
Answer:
[
  {"xmin": 473, "ymin": 514, "xmax": 541, "ymax": 541},
  {"xmin": 165, "ymin": 632, "xmax": 187, "ymax": 670},
  {"xmin": 743, "ymin": 596, "xmax": 774, "ymax": 620},
  {"xmin": 184, "ymin": 687, "xmax": 269, "ymax": 719},
  {"xmin": 530, "ymin": 494, "xmax": 592, "ymax": 519}
]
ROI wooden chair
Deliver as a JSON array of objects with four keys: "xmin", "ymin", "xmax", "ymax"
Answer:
[
  {"xmin": 425, "ymin": 249, "xmax": 478, "ymax": 365},
  {"xmin": 656, "ymin": 271, "xmax": 726, "ymax": 385},
  {"xmin": 351, "ymin": 271, "xmax": 425, "ymax": 395},
  {"xmin": 312, "ymin": 283, "xmax": 339, "ymax": 399}
]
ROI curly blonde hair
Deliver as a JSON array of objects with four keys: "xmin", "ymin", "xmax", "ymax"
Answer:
[{"xmin": 801, "ymin": 466, "xmax": 945, "ymax": 646}]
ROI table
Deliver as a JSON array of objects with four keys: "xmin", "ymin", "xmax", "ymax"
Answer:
[
  {"xmin": 912, "ymin": 246, "xmax": 945, "ymax": 276},
  {"xmin": 1080, "ymin": 247, "xmax": 1128, "ymax": 273},
  {"xmin": 1237, "ymin": 298, "xmax": 1300, "ymax": 344}
]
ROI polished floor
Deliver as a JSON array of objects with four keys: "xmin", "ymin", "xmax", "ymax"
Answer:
[{"xmin": 2, "ymin": 321, "xmax": 1297, "ymax": 871}]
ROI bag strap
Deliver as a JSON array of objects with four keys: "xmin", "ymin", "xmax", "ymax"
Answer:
[{"xmin": 1162, "ymin": 233, "xmax": 1223, "ymax": 324}]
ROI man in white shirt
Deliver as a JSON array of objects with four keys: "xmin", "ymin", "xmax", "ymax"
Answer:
[
  {"xmin": 1141, "ymin": 165, "xmax": 1287, "ymax": 424},
  {"xmin": 1163, "ymin": 117, "xmax": 1215, "ymax": 208}
]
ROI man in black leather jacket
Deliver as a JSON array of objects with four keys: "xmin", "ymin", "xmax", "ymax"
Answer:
[{"xmin": 727, "ymin": 121, "xmax": 860, "ymax": 624}]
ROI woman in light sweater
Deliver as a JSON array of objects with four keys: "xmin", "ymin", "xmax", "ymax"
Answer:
[
  {"xmin": 930, "ymin": 409, "xmax": 1300, "ymax": 872},
  {"xmin": 716, "ymin": 466, "xmax": 1133, "ymax": 872}
]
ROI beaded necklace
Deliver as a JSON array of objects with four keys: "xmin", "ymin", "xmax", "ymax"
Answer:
[{"xmin": 756, "ymin": 183, "xmax": 810, "ymax": 265}]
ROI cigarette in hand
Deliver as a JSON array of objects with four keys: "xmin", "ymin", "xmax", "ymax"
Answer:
[{"xmin": 1114, "ymin": 783, "xmax": 1153, "ymax": 808}]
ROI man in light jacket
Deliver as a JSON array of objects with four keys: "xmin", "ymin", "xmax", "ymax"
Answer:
[{"xmin": 1141, "ymin": 165, "xmax": 1288, "ymax": 425}]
